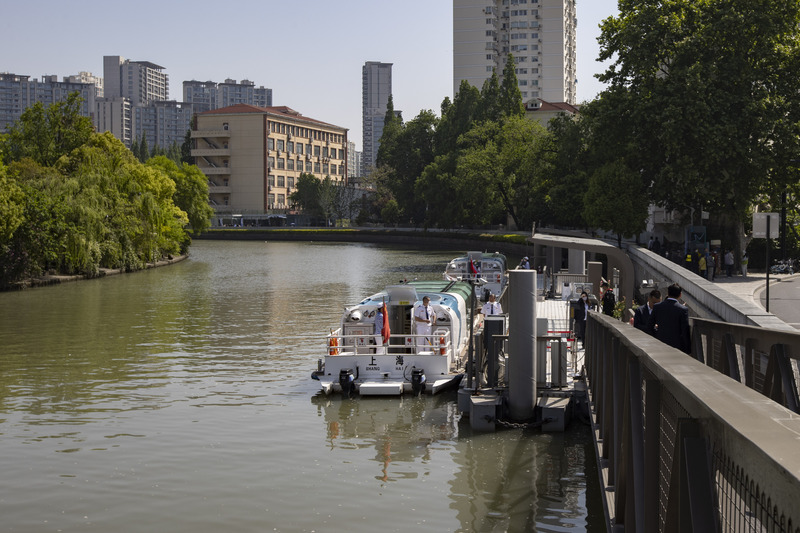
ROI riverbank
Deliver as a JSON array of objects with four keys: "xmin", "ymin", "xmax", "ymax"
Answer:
[
  {"xmin": 5, "ymin": 254, "xmax": 188, "ymax": 291},
  {"xmin": 196, "ymin": 227, "xmax": 535, "ymax": 258}
]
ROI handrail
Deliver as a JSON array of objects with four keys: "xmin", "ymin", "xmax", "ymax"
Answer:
[
  {"xmin": 325, "ymin": 332, "xmax": 453, "ymax": 357},
  {"xmin": 691, "ymin": 317, "xmax": 800, "ymax": 413},
  {"xmin": 585, "ymin": 312, "xmax": 800, "ymax": 532}
]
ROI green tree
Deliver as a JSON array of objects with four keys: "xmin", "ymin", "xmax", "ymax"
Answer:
[
  {"xmin": 583, "ymin": 159, "xmax": 649, "ymax": 247},
  {"xmin": 138, "ymin": 133, "xmax": 149, "ymax": 163},
  {"xmin": 146, "ymin": 156, "xmax": 213, "ymax": 233},
  {"xmin": 1, "ymin": 93, "xmax": 93, "ymax": 166},
  {"xmin": 181, "ymin": 129, "xmax": 193, "ymax": 165},
  {"xmin": 290, "ymin": 173, "xmax": 322, "ymax": 216},
  {"xmin": 499, "ymin": 54, "xmax": 525, "ymax": 118},
  {"xmin": 597, "ymin": 0, "xmax": 800, "ymax": 252}
]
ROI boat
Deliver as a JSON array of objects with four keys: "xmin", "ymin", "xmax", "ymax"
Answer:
[
  {"xmin": 444, "ymin": 251, "xmax": 508, "ymax": 302},
  {"xmin": 312, "ymin": 280, "xmax": 475, "ymax": 396}
]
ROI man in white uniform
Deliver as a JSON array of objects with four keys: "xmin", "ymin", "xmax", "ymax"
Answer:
[
  {"xmin": 413, "ymin": 296, "xmax": 436, "ymax": 350},
  {"xmin": 480, "ymin": 293, "xmax": 502, "ymax": 315}
]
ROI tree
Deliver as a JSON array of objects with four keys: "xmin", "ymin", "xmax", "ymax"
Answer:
[
  {"xmin": 146, "ymin": 156, "xmax": 213, "ymax": 233},
  {"xmin": 181, "ymin": 129, "xmax": 193, "ymax": 165},
  {"xmin": 583, "ymin": 159, "xmax": 649, "ymax": 247},
  {"xmin": 1, "ymin": 92, "xmax": 93, "ymax": 166},
  {"xmin": 499, "ymin": 54, "xmax": 525, "ymax": 118},
  {"xmin": 138, "ymin": 133, "xmax": 149, "ymax": 163},
  {"xmin": 290, "ymin": 173, "xmax": 322, "ymax": 216},
  {"xmin": 596, "ymin": 0, "xmax": 800, "ymax": 252}
]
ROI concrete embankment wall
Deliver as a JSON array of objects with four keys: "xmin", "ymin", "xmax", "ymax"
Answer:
[{"xmin": 195, "ymin": 228, "xmax": 536, "ymax": 259}]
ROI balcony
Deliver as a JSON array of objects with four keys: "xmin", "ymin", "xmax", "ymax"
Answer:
[
  {"xmin": 208, "ymin": 184, "xmax": 232, "ymax": 194},
  {"xmin": 200, "ymin": 167, "xmax": 231, "ymax": 175},
  {"xmin": 191, "ymin": 129, "xmax": 231, "ymax": 138},
  {"xmin": 192, "ymin": 148, "xmax": 230, "ymax": 157}
]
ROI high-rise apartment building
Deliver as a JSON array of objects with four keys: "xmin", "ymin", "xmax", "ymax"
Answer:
[
  {"xmin": 362, "ymin": 61, "xmax": 393, "ymax": 177},
  {"xmin": 193, "ymin": 104, "xmax": 348, "ymax": 215},
  {"xmin": 183, "ymin": 79, "xmax": 273, "ymax": 114},
  {"xmin": 103, "ymin": 56, "xmax": 168, "ymax": 105},
  {"xmin": 132, "ymin": 101, "xmax": 193, "ymax": 150},
  {"xmin": 453, "ymin": 0, "xmax": 577, "ymax": 106},
  {"xmin": 0, "ymin": 73, "xmax": 96, "ymax": 132}
]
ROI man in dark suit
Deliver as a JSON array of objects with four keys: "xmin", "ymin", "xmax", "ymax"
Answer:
[
  {"xmin": 647, "ymin": 284, "xmax": 691, "ymax": 354},
  {"xmin": 633, "ymin": 289, "xmax": 661, "ymax": 332}
]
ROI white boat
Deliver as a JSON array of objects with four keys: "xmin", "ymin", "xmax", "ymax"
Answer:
[
  {"xmin": 444, "ymin": 251, "xmax": 508, "ymax": 301},
  {"xmin": 312, "ymin": 280, "xmax": 475, "ymax": 396}
]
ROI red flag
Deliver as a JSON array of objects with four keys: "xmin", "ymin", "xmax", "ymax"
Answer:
[
  {"xmin": 469, "ymin": 258, "xmax": 479, "ymax": 274},
  {"xmin": 381, "ymin": 301, "xmax": 391, "ymax": 345}
]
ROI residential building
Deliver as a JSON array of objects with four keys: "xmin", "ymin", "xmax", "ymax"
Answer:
[
  {"xmin": 103, "ymin": 55, "xmax": 168, "ymax": 105},
  {"xmin": 0, "ymin": 72, "xmax": 96, "ymax": 132},
  {"xmin": 453, "ymin": 0, "xmax": 577, "ymax": 106},
  {"xmin": 95, "ymin": 97, "xmax": 132, "ymax": 147},
  {"xmin": 132, "ymin": 100, "xmax": 193, "ymax": 150},
  {"xmin": 65, "ymin": 71, "xmax": 104, "ymax": 97},
  {"xmin": 193, "ymin": 104, "xmax": 348, "ymax": 215},
  {"xmin": 362, "ymin": 61, "xmax": 393, "ymax": 177},
  {"xmin": 183, "ymin": 79, "xmax": 273, "ymax": 113}
]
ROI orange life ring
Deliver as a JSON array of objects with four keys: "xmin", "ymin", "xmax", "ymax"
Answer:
[{"xmin": 328, "ymin": 336, "xmax": 339, "ymax": 355}]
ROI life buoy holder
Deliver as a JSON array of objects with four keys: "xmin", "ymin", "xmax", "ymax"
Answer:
[
  {"xmin": 439, "ymin": 336, "xmax": 446, "ymax": 355},
  {"xmin": 328, "ymin": 336, "xmax": 339, "ymax": 355}
]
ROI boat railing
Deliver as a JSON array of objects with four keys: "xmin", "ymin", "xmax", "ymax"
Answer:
[{"xmin": 326, "ymin": 331, "xmax": 453, "ymax": 358}]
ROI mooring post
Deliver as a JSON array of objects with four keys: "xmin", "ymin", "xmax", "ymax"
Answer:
[{"xmin": 508, "ymin": 269, "xmax": 537, "ymax": 420}]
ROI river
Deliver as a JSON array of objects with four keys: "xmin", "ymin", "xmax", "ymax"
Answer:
[{"xmin": 0, "ymin": 239, "xmax": 604, "ymax": 532}]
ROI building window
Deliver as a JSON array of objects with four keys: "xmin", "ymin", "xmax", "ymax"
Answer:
[
  {"xmin": 314, "ymin": 145, "xmax": 320, "ymax": 157},
  {"xmin": 223, "ymin": 122, "xmax": 228, "ymax": 130},
  {"xmin": 268, "ymin": 138, "xmax": 274, "ymax": 150},
  {"xmin": 322, "ymin": 163, "xmax": 329, "ymax": 174},
  {"xmin": 339, "ymin": 166, "xmax": 345, "ymax": 175},
  {"xmin": 306, "ymin": 161, "xmax": 312, "ymax": 172},
  {"xmin": 288, "ymin": 177, "xmax": 294, "ymax": 188},
  {"xmin": 268, "ymin": 193, "xmax": 275, "ymax": 206},
  {"xmin": 314, "ymin": 162, "xmax": 320, "ymax": 173},
  {"xmin": 287, "ymin": 141, "xmax": 294, "ymax": 153},
  {"xmin": 277, "ymin": 158, "xmax": 285, "ymax": 169},
  {"xmin": 277, "ymin": 176, "xmax": 285, "ymax": 187},
  {"xmin": 330, "ymin": 164, "xmax": 337, "ymax": 175},
  {"xmin": 268, "ymin": 176, "xmax": 275, "ymax": 186},
  {"xmin": 322, "ymin": 147, "xmax": 328, "ymax": 158},
  {"xmin": 306, "ymin": 143, "xmax": 312, "ymax": 154},
  {"xmin": 287, "ymin": 159, "xmax": 294, "ymax": 170},
  {"xmin": 339, "ymin": 149, "xmax": 345, "ymax": 159},
  {"xmin": 296, "ymin": 144, "xmax": 304, "ymax": 155},
  {"xmin": 268, "ymin": 156, "xmax": 275, "ymax": 168},
  {"xmin": 278, "ymin": 194, "xmax": 285, "ymax": 205},
  {"xmin": 277, "ymin": 139, "xmax": 285, "ymax": 151}
]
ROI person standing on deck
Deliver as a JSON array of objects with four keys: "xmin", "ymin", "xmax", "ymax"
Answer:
[
  {"xmin": 414, "ymin": 296, "xmax": 436, "ymax": 349},
  {"xmin": 481, "ymin": 293, "xmax": 503, "ymax": 316}
]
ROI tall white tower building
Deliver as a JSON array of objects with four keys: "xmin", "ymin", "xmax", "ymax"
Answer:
[
  {"xmin": 361, "ymin": 61, "xmax": 393, "ymax": 177},
  {"xmin": 453, "ymin": 0, "xmax": 577, "ymax": 106}
]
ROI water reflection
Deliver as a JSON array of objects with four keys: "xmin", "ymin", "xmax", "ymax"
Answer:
[{"xmin": 0, "ymin": 240, "xmax": 602, "ymax": 532}]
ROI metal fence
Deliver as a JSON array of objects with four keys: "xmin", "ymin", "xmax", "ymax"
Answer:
[
  {"xmin": 691, "ymin": 318, "xmax": 800, "ymax": 414},
  {"xmin": 585, "ymin": 313, "xmax": 800, "ymax": 532}
]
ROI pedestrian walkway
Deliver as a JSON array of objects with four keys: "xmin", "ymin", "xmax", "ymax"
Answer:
[{"xmin": 709, "ymin": 271, "xmax": 800, "ymax": 329}]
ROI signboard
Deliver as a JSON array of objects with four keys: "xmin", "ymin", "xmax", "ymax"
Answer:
[{"xmin": 752, "ymin": 213, "xmax": 780, "ymax": 239}]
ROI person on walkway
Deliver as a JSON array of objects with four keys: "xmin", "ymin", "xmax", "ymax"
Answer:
[
  {"xmin": 633, "ymin": 289, "xmax": 661, "ymax": 332},
  {"xmin": 414, "ymin": 296, "xmax": 436, "ymax": 349},
  {"xmin": 741, "ymin": 252, "xmax": 749, "ymax": 278},
  {"xmin": 698, "ymin": 252, "xmax": 707, "ymax": 279},
  {"xmin": 647, "ymin": 283, "xmax": 691, "ymax": 354},
  {"xmin": 480, "ymin": 293, "xmax": 503, "ymax": 316},
  {"xmin": 601, "ymin": 282, "xmax": 616, "ymax": 317},
  {"xmin": 707, "ymin": 252, "xmax": 716, "ymax": 281},
  {"xmin": 725, "ymin": 249, "xmax": 735, "ymax": 277},
  {"xmin": 518, "ymin": 256, "xmax": 530, "ymax": 269},
  {"xmin": 574, "ymin": 291, "xmax": 591, "ymax": 346}
]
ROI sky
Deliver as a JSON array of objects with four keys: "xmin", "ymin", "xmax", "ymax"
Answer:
[{"xmin": 2, "ymin": 0, "xmax": 618, "ymax": 151}]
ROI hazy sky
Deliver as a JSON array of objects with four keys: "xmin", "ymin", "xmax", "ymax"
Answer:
[{"xmin": 2, "ymin": 0, "xmax": 618, "ymax": 150}]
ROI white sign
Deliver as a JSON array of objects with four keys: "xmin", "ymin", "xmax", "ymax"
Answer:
[{"xmin": 752, "ymin": 213, "xmax": 780, "ymax": 239}]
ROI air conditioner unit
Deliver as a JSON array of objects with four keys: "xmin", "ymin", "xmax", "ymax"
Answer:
[{"xmin": 277, "ymin": 150, "xmax": 281, "ymax": 156}]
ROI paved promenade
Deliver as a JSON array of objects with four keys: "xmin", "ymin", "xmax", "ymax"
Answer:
[{"xmin": 711, "ymin": 271, "xmax": 800, "ymax": 330}]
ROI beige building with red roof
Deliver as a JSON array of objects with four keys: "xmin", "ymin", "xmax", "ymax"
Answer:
[{"xmin": 192, "ymin": 104, "xmax": 348, "ymax": 216}]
